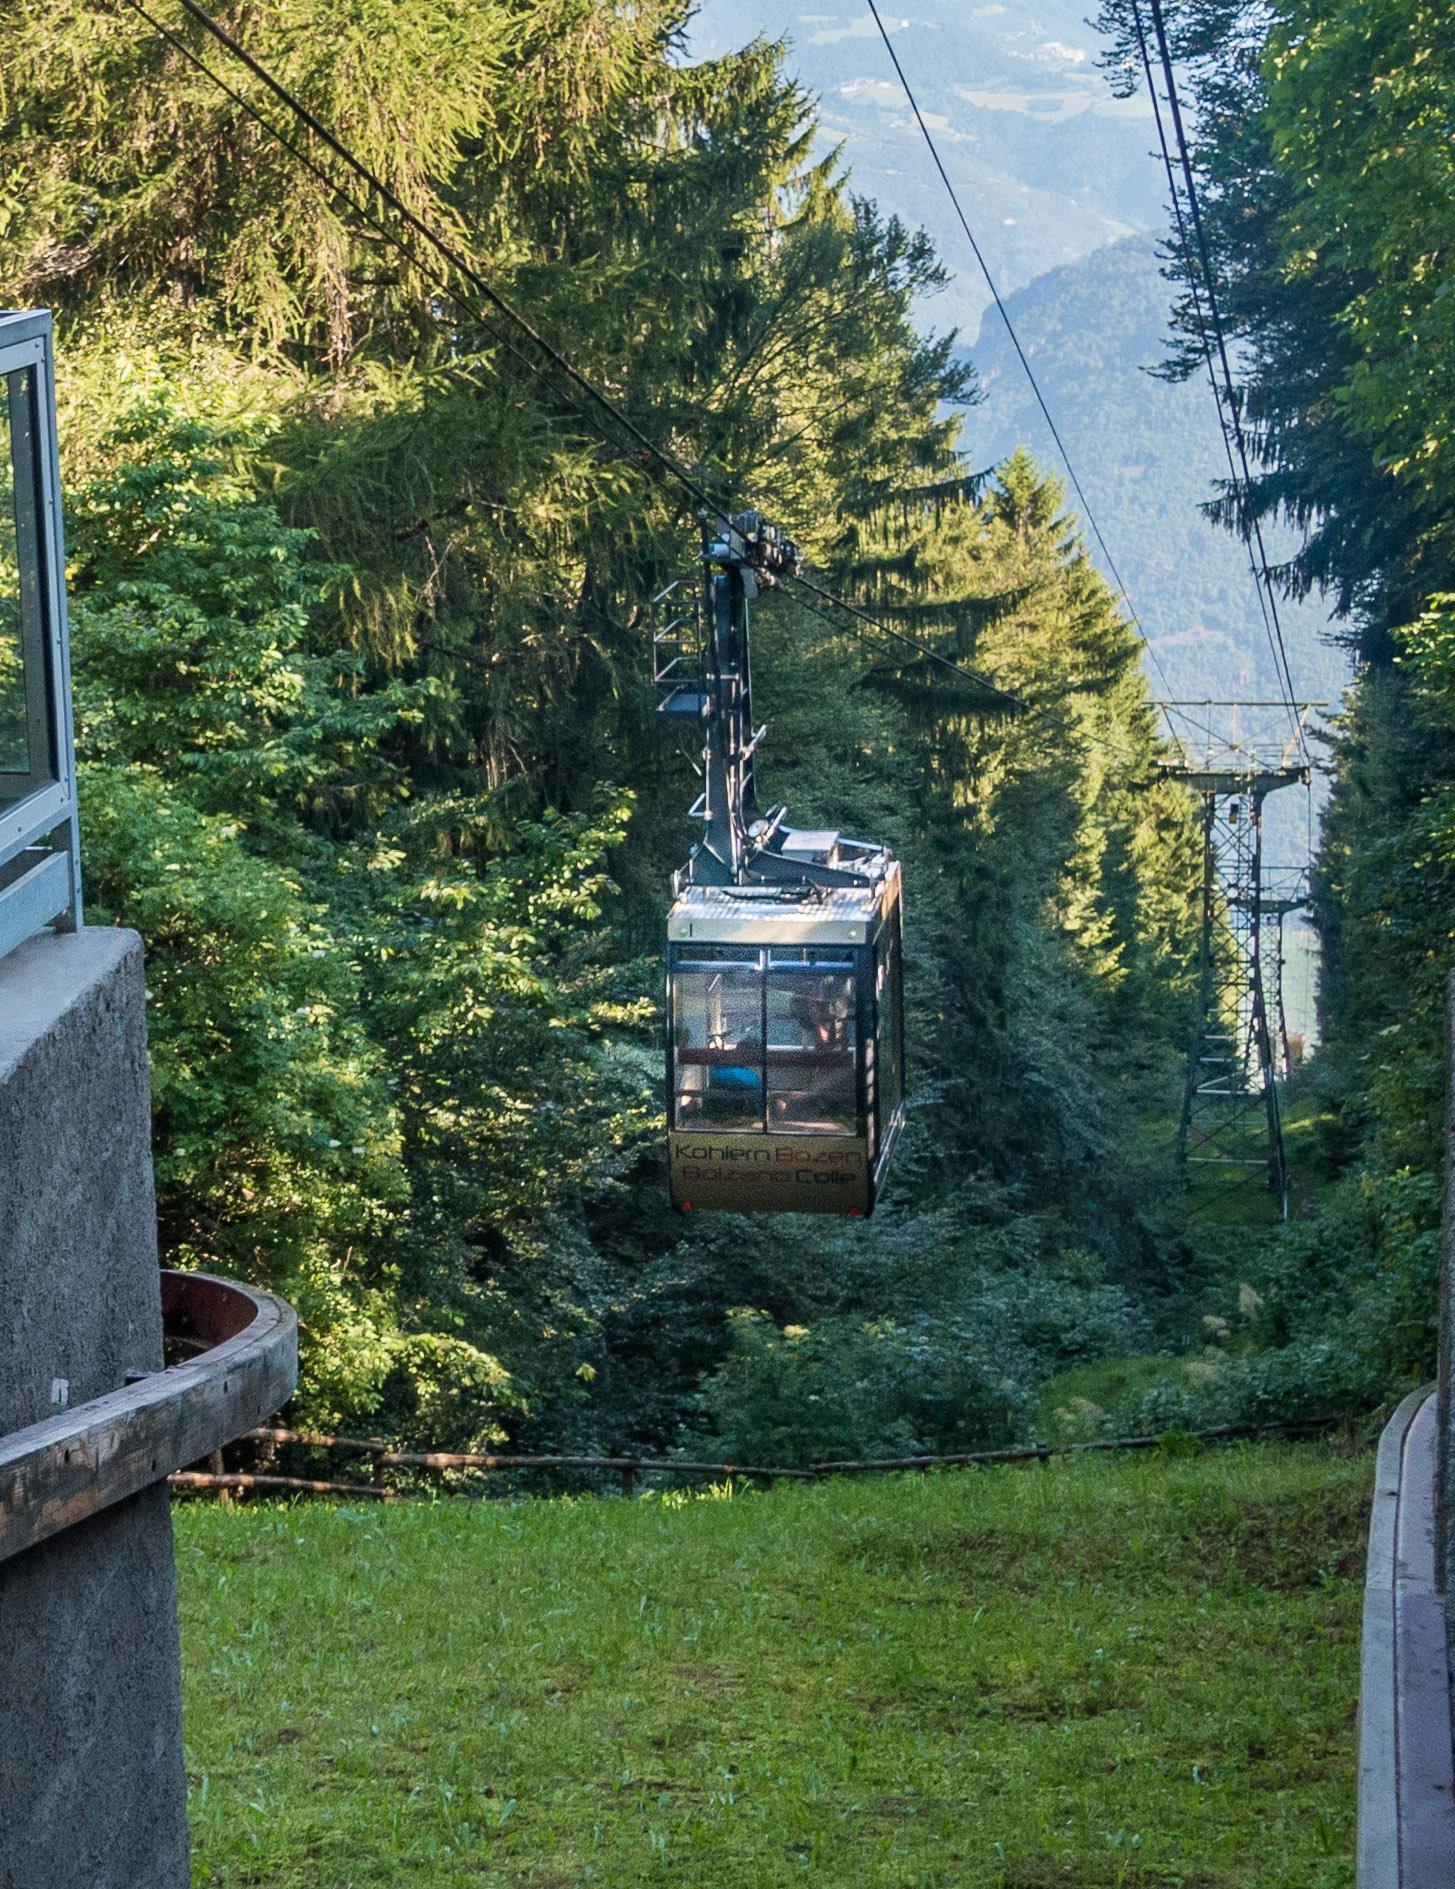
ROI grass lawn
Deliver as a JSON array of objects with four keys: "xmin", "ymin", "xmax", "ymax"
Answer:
[{"xmin": 177, "ymin": 1441, "xmax": 1369, "ymax": 1888}]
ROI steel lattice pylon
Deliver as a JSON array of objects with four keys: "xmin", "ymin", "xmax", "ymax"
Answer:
[
  {"xmin": 1171, "ymin": 765, "xmax": 1306, "ymax": 1217},
  {"xmin": 1252, "ymin": 881, "xmax": 1311, "ymax": 1081}
]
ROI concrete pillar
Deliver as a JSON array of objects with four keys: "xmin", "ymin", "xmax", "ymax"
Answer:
[{"xmin": 0, "ymin": 927, "xmax": 189, "ymax": 1888}]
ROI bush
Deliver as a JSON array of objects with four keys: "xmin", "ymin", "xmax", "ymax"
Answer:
[
  {"xmin": 689, "ymin": 1311, "xmax": 1021, "ymax": 1466},
  {"xmin": 691, "ymin": 1262, "xmax": 1154, "ymax": 1465}
]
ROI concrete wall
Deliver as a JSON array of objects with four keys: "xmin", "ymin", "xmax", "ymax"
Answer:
[
  {"xmin": 0, "ymin": 928, "xmax": 189, "ymax": 1888},
  {"xmin": 1355, "ymin": 977, "xmax": 1455, "ymax": 1884}
]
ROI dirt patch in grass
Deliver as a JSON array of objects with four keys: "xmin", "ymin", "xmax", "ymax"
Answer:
[
  {"xmin": 1182, "ymin": 1483, "xmax": 1369, "ymax": 1590},
  {"xmin": 857, "ymin": 1459, "xmax": 1371, "ymax": 1596},
  {"xmin": 669, "ymin": 1662, "xmax": 740, "ymax": 1697},
  {"xmin": 993, "ymin": 1690, "xmax": 1142, "ymax": 1721},
  {"xmin": 1000, "ymin": 1861, "xmax": 1231, "ymax": 1889}
]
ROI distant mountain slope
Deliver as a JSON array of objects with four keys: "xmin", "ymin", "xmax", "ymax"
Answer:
[
  {"xmin": 961, "ymin": 234, "xmax": 1343, "ymax": 1031},
  {"xmin": 960, "ymin": 236, "xmax": 1349, "ymax": 718},
  {"xmin": 681, "ymin": 10, "xmax": 1345, "ymax": 707},
  {"xmin": 681, "ymin": 9, "xmax": 1342, "ymax": 686},
  {"xmin": 685, "ymin": 0, "xmax": 1165, "ymax": 337}
]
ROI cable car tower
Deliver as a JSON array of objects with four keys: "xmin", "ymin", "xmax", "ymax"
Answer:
[
  {"xmin": 657, "ymin": 512, "xmax": 906, "ymax": 1216},
  {"xmin": 1159, "ymin": 703, "xmax": 1321, "ymax": 1219},
  {"xmin": 1241, "ymin": 868, "xmax": 1312, "ymax": 1081}
]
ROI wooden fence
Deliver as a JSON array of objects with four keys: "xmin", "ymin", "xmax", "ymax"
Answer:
[{"xmin": 168, "ymin": 1413, "xmax": 1344, "ymax": 1501}]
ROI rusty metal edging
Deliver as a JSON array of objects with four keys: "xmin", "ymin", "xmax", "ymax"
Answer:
[{"xmin": 0, "ymin": 1270, "xmax": 297, "ymax": 1564}]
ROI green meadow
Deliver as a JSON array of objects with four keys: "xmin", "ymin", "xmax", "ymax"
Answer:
[{"xmin": 178, "ymin": 1440, "xmax": 1366, "ymax": 1888}]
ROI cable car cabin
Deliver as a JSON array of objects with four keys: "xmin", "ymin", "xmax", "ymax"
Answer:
[
  {"xmin": 666, "ymin": 845, "xmax": 904, "ymax": 1216},
  {"xmin": 660, "ymin": 510, "xmax": 907, "ymax": 1213}
]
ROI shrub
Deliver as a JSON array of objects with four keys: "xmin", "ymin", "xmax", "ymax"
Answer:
[{"xmin": 692, "ymin": 1262, "xmax": 1154, "ymax": 1465}]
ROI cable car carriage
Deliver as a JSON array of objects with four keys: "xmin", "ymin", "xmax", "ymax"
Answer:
[{"xmin": 659, "ymin": 513, "xmax": 905, "ymax": 1215}]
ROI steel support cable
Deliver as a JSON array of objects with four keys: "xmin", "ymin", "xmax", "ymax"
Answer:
[
  {"xmin": 788, "ymin": 579, "xmax": 1165, "ymax": 771},
  {"xmin": 1144, "ymin": 27, "xmax": 1303, "ymax": 754},
  {"xmin": 1125, "ymin": 0, "xmax": 1273, "ymax": 672},
  {"xmin": 121, "ymin": 0, "xmax": 1154, "ymax": 770},
  {"xmin": 116, "ymin": 5, "xmax": 1027, "ymax": 707},
  {"xmin": 120, "ymin": 0, "xmax": 748, "ymax": 691},
  {"xmin": 1139, "ymin": 0, "xmax": 1306, "ymax": 759},
  {"xmin": 861, "ymin": 0, "xmax": 1184, "ymax": 740},
  {"xmin": 135, "ymin": 0, "xmax": 730, "ymax": 520},
  {"xmin": 119, "ymin": 0, "xmax": 621, "ymax": 452},
  {"xmin": 791, "ymin": 575, "xmax": 1028, "ymax": 712}
]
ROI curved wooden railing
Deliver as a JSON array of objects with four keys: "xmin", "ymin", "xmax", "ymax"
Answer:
[{"xmin": 0, "ymin": 1270, "xmax": 297, "ymax": 1564}]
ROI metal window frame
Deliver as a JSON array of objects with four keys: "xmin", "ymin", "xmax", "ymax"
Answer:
[{"xmin": 0, "ymin": 310, "xmax": 82, "ymax": 962}]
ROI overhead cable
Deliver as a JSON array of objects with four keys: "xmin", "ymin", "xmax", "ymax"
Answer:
[
  {"xmin": 121, "ymin": 0, "xmax": 1158, "ymax": 770},
  {"xmin": 1132, "ymin": 0, "xmax": 1307, "ymax": 759},
  {"xmin": 791, "ymin": 580, "xmax": 1178, "ymax": 772},
  {"xmin": 133, "ymin": 0, "xmax": 728, "ymax": 519},
  {"xmin": 861, "ymin": 0, "xmax": 1183, "ymax": 729},
  {"xmin": 792, "ymin": 575, "xmax": 1030, "ymax": 712},
  {"xmin": 1125, "ymin": 0, "xmax": 1268, "ymax": 637},
  {"xmin": 121, "ymin": 0, "xmax": 609, "ymax": 437},
  {"xmin": 1125, "ymin": 0, "xmax": 1264, "ymax": 624}
]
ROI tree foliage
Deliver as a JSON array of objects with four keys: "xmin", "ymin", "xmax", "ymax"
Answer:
[
  {"xmin": 1088, "ymin": 0, "xmax": 1455, "ymax": 1411},
  {"xmin": 7, "ymin": 0, "xmax": 1207, "ymax": 1450}
]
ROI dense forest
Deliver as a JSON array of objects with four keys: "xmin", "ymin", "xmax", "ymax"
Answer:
[
  {"xmin": 3, "ymin": 0, "xmax": 1447, "ymax": 1466},
  {"xmin": 1091, "ymin": 0, "xmax": 1454, "ymax": 1407}
]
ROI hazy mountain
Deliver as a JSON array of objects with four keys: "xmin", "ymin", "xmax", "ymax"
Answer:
[
  {"xmin": 686, "ymin": 0, "xmax": 1167, "ymax": 339},
  {"xmin": 683, "ymin": 6, "xmax": 1345, "ymax": 695},
  {"xmin": 961, "ymin": 236, "xmax": 1348, "ymax": 710},
  {"xmin": 685, "ymin": 3, "xmax": 1345, "ymax": 707},
  {"xmin": 959, "ymin": 235, "xmax": 1348, "ymax": 963}
]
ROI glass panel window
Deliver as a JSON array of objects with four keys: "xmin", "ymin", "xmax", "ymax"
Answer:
[
  {"xmin": 765, "ymin": 963, "xmax": 858, "ymax": 1135},
  {"xmin": 672, "ymin": 960, "xmax": 764, "ymax": 1131},
  {"xmin": 0, "ymin": 366, "xmax": 51, "ymax": 801},
  {"xmin": 0, "ymin": 374, "xmax": 29, "ymax": 776}
]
